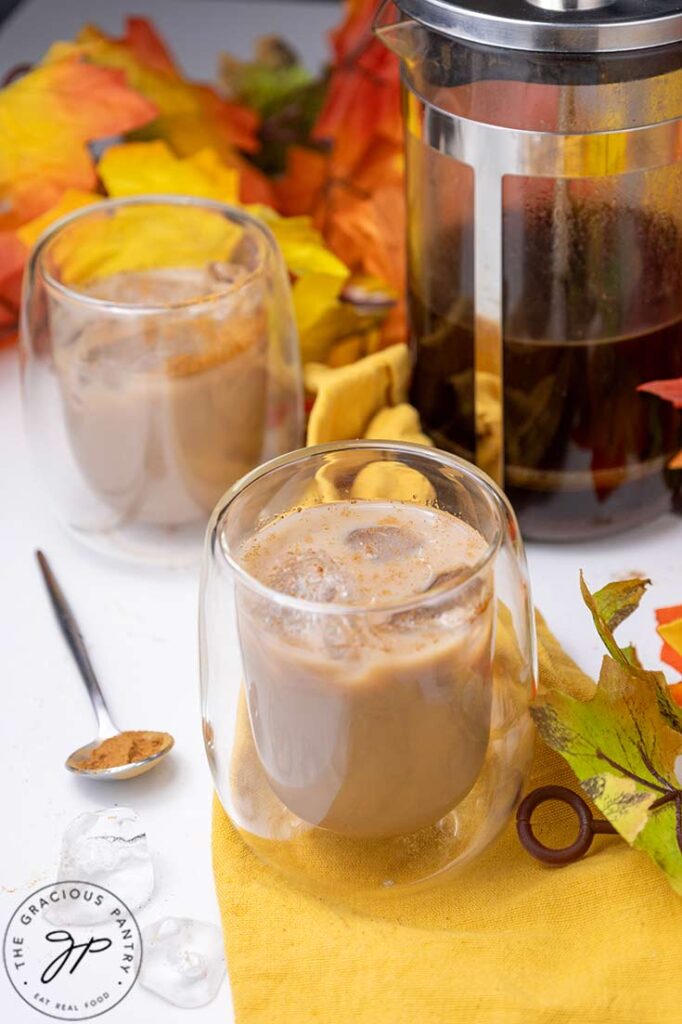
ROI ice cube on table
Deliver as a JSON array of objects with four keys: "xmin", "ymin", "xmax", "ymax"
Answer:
[
  {"xmin": 345, "ymin": 525, "xmax": 420, "ymax": 560},
  {"xmin": 140, "ymin": 917, "xmax": 226, "ymax": 1008},
  {"xmin": 266, "ymin": 550, "xmax": 350, "ymax": 603},
  {"xmin": 49, "ymin": 807, "xmax": 154, "ymax": 924}
]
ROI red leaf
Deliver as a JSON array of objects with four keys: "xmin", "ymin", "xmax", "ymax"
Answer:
[{"xmin": 637, "ymin": 378, "xmax": 682, "ymax": 409}]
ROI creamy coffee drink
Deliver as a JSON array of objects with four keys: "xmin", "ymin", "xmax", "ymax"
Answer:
[
  {"xmin": 52, "ymin": 266, "xmax": 270, "ymax": 526},
  {"xmin": 236, "ymin": 500, "xmax": 494, "ymax": 838}
]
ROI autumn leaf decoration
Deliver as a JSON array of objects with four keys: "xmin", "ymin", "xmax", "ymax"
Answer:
[
  {"xmin": 656, "ymin": 604, "xmax": 682, "ymax": 681},
  {"xmin": 0, "ymin": 54, "xmax": 157, "ymax": 342},
  {"xmin": 637, "ymin": 378, "xmax": 682, "ymax": 470},
  {"xmin": 638, "ymin": 379, "xmax": 682, "ymax": 410},
  {"xmin": 533, "ymin": 574, "xmax": 682, "ymax": 893},
  {"xmin": 0, "ymin": 5, "xmax": 405, "ymax": 371}
]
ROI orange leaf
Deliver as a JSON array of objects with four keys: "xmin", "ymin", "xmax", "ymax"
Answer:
[
  {"xmin": 656, "ymin": 605, "xmax": 682, "ymax": 675},
  {"xmin": 59, "ymin": 19, "xmax": 271, "ymax": 204},
  {"xmin": 659, "ymin": 620, "xmax": 682, "ymax": 661},
  {"xmin": 1, "ymin": 191, "xmax": 102, "ymax": 339},
  {"xmin": 313, "ymin": 0, "xmax": 401, "ymax": 180},
  {"xmin": 231, "ymin": 156, "xmax": 276, "ymax": 206},
  {"xmin": 378, "ymin": 298, "xmax": 408, "ymax": 349},
  {"xmin": 0, "ymin": 232, "xmax": 25, "ymax": 294},
  {"xmin": 274, "ymin": 146, "xmax": 328, "ymax": 217},
  {"xmin": 124, "ymin": 16, "xmax": 177, "ymax": 75},
  {"xmin": 669, "ymin": 682, "xmax": 682, "ymax": 708},
  {"xmin": 17, "ymin": 188, "xmax": 102, "ymax": 249},
  {"xmin": 66, "ymin": 19, "xmax": 260, "ymax": 157},
  {"xmin": 661, "ymin": 645, "xmax": 682, "ymax": 676},
  {"xmin": 297, "ymin": 0, "xmax": 405, "ymax": 341},
  {"xmin": 321, "ymin": 182, "xmax": 405, "ymax": 291},
  {"xmin": 0, "ymin": 55, "xmax": 156, "ymax": 231},
  {"xmin": 655, "ymin": 605, "xmax": 682, "ymax": 626},
  {"xmin": 0, "ymin": 231, "xmax": 25, "ymax": 344},
  {"xmin": 351, "ymin": 139, "xmax": 403, "ymax": 193}
]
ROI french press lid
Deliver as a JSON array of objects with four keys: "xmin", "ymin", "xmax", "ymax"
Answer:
[{"xmin": 396, "ymin": 0, "xmax": 682, "ymax": 52}]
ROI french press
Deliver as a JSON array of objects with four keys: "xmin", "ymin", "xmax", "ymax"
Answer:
[{"xmin": 377, "ymin": 0, "xmax": 682, "ymax": 540}]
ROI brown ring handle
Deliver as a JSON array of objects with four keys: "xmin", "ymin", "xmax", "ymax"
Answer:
[{"xmin": 516, "ymin": 785, "xmax": 617, "ymax": 866}]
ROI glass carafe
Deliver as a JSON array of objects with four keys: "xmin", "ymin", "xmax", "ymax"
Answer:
[{"xmin": 377, "ymin": 0, "xmax": 682, "ymax": 540}]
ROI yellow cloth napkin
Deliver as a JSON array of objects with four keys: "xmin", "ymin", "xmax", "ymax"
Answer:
[
  {"xmin": 305, "ymin": 344, "xmax": 431, "ymax": 446},
  {"xmin": 212, "ymin": 622, "xmax": 682, "ymax": 1024},
  {"xmin": 213, "ymin": 351, "xmax": 681, "ymax": 1021}
]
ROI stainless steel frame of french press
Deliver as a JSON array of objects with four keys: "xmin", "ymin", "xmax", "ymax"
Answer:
[{"xmin": 406, "ymin": 91, "xmax": 681, "ymax": 484}]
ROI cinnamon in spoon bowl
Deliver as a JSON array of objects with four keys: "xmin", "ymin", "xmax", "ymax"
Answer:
[{"xmin": 73, "ymin": 731, "xmax": 175, "ymax": 773}]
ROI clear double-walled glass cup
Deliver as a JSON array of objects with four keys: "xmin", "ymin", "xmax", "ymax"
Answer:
[
  {"xmin": 201, "ymin": 441, "xmax": 536, "ymax": 898},
  {"xmin": 21, "ymin": 196, "xmax": 303, "ymax": 565}
]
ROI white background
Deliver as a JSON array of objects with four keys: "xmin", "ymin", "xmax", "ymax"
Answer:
[{"xmin": 1, "ymin": 2, "xmax": 681, "ymax": 1022}]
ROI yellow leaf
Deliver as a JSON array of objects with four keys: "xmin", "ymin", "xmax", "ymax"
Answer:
[
  {"xmin": 293, "ymin": 274, "xmax": 360, "ymax": 364},
  {"xmin": 46, "ymin": 21, "xmax": 274, "ymax": 206},
  {"xmin": 658, "ymin": 619, "xmax": 682, "ymax": 658},
  {"xmin": 51, "ymin": 202, "xmax": 242, "ymax": 285},
  {"xmin": 0, "ymin": 54, "xmax": 156, "ymax": 230},
  {"xmin": 188, "ymin": 149, "xmax": 240, "ymax": 199},
  {"xmin": 17, "ymin": 189, "xmax": 102, "ymax": 249},
  {"xmin": 246, "ymin": 206, "xmax": 348, "ymax": 279},
  {"xmin": 244, "ymin": 206, "xmax": 374, "ymax": 366},
  {"xmin": 48, "ymin": 22, "xmax": 259, "ymax": 156},
  {"xmin": 271, "ymin": 220, "xmax": 348, "ymax": 279},
  {"xmin": 98, "ymin": 140, "xmax": 239, "ymax": 202}
]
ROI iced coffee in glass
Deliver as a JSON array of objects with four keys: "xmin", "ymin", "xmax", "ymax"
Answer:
[
  {"xmin": 21, "ymin": 197, "xmax": 303, "ymax": 564},
  {"xmin": 201, "ymin": 441, "xmax": 536, "ymax": 898}
]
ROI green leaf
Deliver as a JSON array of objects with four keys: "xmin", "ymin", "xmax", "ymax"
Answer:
[
  {"xmin": 592, "ymin": 576, "xmax": 651, "ymax": 632},
  {"xmin": 256, "ymin": 81, "xmax": 325, "ymax": 175},
  {"xmin": 221, "ymin": 37, "xmax": 312, "ymax": 116},
  {"xmin": 579, "ymin": 572, "xmax": 650, "ymax": 666},
  {"xmin": 532, "ymin": 655, "xmax": 682, "ymax": 893},
  {"xmin": 219, "ymin": 36, "xmax": 324, "ymax": 175},
  {"xmin": 621, "ymin": 644, "xmax": 643, "ymax": 670},
  {"xmin": 581, "ymin": 772, "xmax": 653, "ymax": 844}
]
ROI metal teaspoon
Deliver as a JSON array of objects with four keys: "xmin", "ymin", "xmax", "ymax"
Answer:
[{"xmin": 36, "ymin": 550, "xmax": 174, "ymax": 780}]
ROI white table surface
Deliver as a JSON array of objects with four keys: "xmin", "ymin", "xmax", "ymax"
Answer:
[{"xmin": 1, "ymin": 2, "xmax": 681, "ymax": 1022}]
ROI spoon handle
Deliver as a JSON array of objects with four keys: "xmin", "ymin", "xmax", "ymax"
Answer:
[{"xmin": 36, "ymin": 551, "xmax": 119, "ymax": 738}]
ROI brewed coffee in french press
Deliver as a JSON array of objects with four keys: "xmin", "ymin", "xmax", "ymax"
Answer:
[{"xmin": 377, "ymin": 0, "xmax": 682, "ymax": 540}]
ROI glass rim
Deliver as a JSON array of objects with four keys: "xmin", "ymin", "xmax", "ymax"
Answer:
[
  {"xmin": 28, "ymin": 194, "xmax": 277, "ymax": 315},
  {"xmin": 208, "ymin": 440, "xmax": 508, "ymax": 617}
]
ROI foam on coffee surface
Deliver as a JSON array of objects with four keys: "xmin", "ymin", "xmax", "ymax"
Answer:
[{"xmin": 236, "ymin": 500, "xmax": 494, "ymax": 838}]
